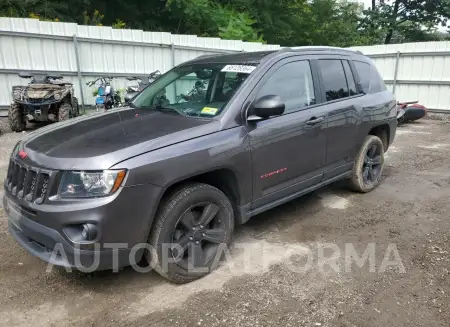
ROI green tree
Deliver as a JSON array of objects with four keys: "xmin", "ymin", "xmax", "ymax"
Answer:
[
  {"xmin": 166, "ymin": 0, "xmax": 264, "ymax": 41},
  {"xmin": 308, "ymin": 0, "xmax": 370, "ymax": 47},
  {"xmin": 1, "ymin": 0, "xmax": 449, "ymax": 47},
  {"xmin": 362, "ymin": 0, "xmax": 450, "ymax": 44},
  {"xmin": 83, "ymin": 9, "xmax": 104, "ymax": 26}
]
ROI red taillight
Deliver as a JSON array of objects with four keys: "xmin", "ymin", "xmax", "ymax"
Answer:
[{"xmin": 18, "ymin": 150, "xmax": 27, "ymax": 159}]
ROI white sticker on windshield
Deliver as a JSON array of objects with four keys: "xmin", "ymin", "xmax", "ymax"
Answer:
[{"xmin": 221, "ymin": 65, "xmax": 256, "ymax": 74}]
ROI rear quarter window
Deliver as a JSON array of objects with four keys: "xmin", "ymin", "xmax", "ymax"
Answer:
[{"xmin": 354, "ymin": 61, "xmax": 387, "ymax": 94}]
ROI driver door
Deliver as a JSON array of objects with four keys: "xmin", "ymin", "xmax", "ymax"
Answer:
[{"xmin": 247, "ymin": 58, "xmax": 327, "ymax": 209}]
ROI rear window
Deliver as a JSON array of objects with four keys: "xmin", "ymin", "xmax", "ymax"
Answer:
[{"xmin": 354, "ymin": 61, "xmax": 387, "ymax": 94}]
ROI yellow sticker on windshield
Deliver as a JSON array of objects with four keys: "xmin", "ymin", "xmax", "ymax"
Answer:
[{"xmin": 201, "ymin": 107, "xmax": 218, "ymax": 115}]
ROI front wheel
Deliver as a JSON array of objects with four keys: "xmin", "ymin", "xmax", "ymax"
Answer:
[
  {"xmin": 58, "ymin": 103, "xmax": 72, "ymax": 121},
  {"xmin": 9, "ymin": 103, "xmax": 25, "ymax": 132},
  {"xmin": 349, "ymin": 135, "xmax": 385, "ymax": 193},
  {"xmin": 147, "ymin": 183, "xmax": 234, "ymax": 283}
]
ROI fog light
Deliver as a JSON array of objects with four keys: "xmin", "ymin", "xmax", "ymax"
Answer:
[{"xmin": 81, "ymin": 223, "xmax": 97, "ymax": 241}]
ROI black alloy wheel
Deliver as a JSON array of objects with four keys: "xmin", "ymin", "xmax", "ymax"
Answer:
[
  {"xmin": 147, "ymin": 183, "xmax": 234, "ymax": 283},
  {"xmin": 362, "ymin": 143, "xmax": 383, "ymax": 184},
  {"xmin": 171, "ymin": 202, "xmax": 226, "ymax": 269},
  {"xmin": 349, "ymin": 135, "xmax": 385, "ymax": 193}
]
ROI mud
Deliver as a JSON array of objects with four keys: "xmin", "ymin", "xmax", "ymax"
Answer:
[{"xmin": 0, "ymin": 120, "xmax": 450, "ymax": 327}]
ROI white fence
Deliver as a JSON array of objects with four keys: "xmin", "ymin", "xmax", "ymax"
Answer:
[
  {"xmin": 352, "ymin": 42, "xmax": 450, "ymax": 112},
  {"xmin": 1, "ymin": 17, "xmax": 450, "ymax": 114},
  {"xmin": 0, "ymin": 18, "xmax": 280, "ymax": 114}
]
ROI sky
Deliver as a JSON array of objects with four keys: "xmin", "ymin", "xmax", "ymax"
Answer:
[{"xmin": 360, "ymin": 0, "xmax": 372, "ymax": 9}]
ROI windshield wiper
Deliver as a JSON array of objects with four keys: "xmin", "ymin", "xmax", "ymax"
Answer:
[{"xmin": 153, "ymin": 105, "xmax": 187, "ymax": 116}]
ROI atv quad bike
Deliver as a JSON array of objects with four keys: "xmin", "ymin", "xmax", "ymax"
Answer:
[{"xmin": 9, "ymin": 72, "xmax": 80, "ymax": 132}]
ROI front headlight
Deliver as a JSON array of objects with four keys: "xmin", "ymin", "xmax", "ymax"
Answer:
[
  {"xmin": 53, "ymin": 93, "xmax": 61, "ymax": 100},
  {"xmin": 58, "ymin": 170, "xmax": 127, "ymax": 198}
]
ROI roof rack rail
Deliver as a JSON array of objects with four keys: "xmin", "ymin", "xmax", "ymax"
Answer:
[
  {"xmin": 283, "ymin": 46, "xmax": 364, "ymax": 55},
  {"xmin": 196, "ymin": 53, "xmax": 223, "ymax": 59}
]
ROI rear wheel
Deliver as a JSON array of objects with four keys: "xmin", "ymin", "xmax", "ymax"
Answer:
[
  {"xmin": 147, "ymin": 183, "xmax": 234, "ymax": 283},
  {"xmin": 350, "ymin": 135, "xmax": 385, "ymax": 193},
  {"xmin": 58, "ymin": 103, "xmax": 71, "ymax": 121},
  {"xmin": 9, "ymin": 103, "xmax": 25, "ymax": 132}
]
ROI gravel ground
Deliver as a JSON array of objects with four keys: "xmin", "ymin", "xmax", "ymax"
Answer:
[{"xmin": 1, "ymin": 119, "xmax": 450, "ymax": 327}]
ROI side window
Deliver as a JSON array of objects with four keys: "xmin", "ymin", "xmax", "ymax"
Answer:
[
  {"xmin": 353, "ymin": 61, "xmax": 371, "ymax": 94},
  {"xmin": 354, "ymin": 61, "xmax": 386, "ymax": 94},
  {"xmin": 317, "ymin": 60, "xmax": 349, "ymax": 101},
  {"xmin": 213, "ymin": 72, "xmax": 248, "ymax": 102},
  {"xmin": 342, "ymin": 60, "xmax": 357, "ymax": 96},
  {"xmin": 173, "ymin": 72, "xmax": 210, "ymax": 103},
  {"xmin": 256, "ymin": 60, "xmax": 315, "ymax": 113}
]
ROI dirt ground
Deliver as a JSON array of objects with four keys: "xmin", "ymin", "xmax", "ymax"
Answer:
[{"xmin": 0, "ymin": 119, "xmax": 450, "ymax": 327}]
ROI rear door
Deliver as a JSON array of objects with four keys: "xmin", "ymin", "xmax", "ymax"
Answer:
[
  {"xmin": 246, "ymin": 57, "xmax": 327, "ymax": 209},
  {"xmin": 315, "ymin": 57, "xmax": 362, "ymax": 180}
]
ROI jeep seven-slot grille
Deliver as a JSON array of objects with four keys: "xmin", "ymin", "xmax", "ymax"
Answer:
[{"xmin": 6, "ymin": 159, "xmax": 51, "ymax": 204}]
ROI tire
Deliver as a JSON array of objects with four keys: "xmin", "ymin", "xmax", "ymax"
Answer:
[
  {"xmin": 147, "ymin": 183, "xmax": 234, "ymax": 283},
  {"xmin": 349, "ymin": 135, "xmax": 385, "ymax": 193},
  {"xmin": 58, "ymin": 103, "xmax": 71, "ymax": 121},
  {"xmin": 73, "ymin": 97, "xmax": 80, "ymax": 117},
  {"xmin": 8, "ymin": 103, "xmax": 25, "ymax": 132}
]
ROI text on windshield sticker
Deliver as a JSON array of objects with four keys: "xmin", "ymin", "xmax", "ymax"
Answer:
[
  {"xmin": 201, "ymin": 107, "xmax": 218, "ymax": 115},
  {"xmin": 221, "ymin": 65, "xmax": 256, "ymax": 74}
]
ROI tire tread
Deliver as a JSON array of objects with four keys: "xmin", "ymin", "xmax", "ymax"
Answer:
[
  {"xmin": 349, "ymin": 135, "xmax": 385, "ymax": 193},
  {"xmin": 148, "ymin": 183, "xmax": 233, "ymax": 283},
  {"xmin": 8, "ymin": 102, "xmax": 25, "ymax": 132},
  {"xmin": 58, "ymin": 103, "xmax": 71, "ymax": 121}
]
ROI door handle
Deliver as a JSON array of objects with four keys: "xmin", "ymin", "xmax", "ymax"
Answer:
[{"xmin": 306, "ymin": 116, "xmax": 325, "ymax": 125}]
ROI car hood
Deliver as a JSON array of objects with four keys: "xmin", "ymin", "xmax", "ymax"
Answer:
[{"xmin": 21, "ymin": 108, "xmax": 218, "ymax": 170}]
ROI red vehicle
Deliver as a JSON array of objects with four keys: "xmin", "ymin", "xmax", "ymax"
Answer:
[{"xmin": 397, "ymin": 101, "xmax": 427, "ymax": 124}]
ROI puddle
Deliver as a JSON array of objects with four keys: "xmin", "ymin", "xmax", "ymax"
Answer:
[
  {"xmin": 396, "ymin": 130, "xmax": 431, "ymax": 135},
  {"xmin": 0, "ymin": 303, "xmax": 69, "ymax": 327},
  {"xmin": 318, "ymin": 193, "xmax": 349, "ymax": 209},
  {"xmin": 388, "ymin": 146, "xmax": 399, "ymax": 153},
  {"xmin": 418, "ymin": 144, "xmax": 450, "ymax": 150}
]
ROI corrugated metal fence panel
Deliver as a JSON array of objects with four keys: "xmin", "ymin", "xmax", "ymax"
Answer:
[
  {"xmin": 369, "ymin": 57, "xmax": 397, "ymax": 81},
  {"xmin": 0, "ymin": 18, "xmax": 280, "ymax": 109},
  {"xmin": 351, "ymin": 41, "xmax": 450, "ymax": 110},
  {"xmin": 0, "ymin": 35, "xmax": 77, "ymax": 71},
  {"xmin": 4, "ymin": 18, "xmax": 450, "ymax": 111}
]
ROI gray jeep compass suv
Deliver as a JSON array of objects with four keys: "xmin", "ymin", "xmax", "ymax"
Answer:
[{"xmin": 4, "ymin": 46, "xmax": 397, "ymax": 283}]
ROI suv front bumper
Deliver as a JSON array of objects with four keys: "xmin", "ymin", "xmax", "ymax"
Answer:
[{"xmin": 4, "ymin": 183, "xmax": 161, "ymax": 271}]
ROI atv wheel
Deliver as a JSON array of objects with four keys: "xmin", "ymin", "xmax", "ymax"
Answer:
[
  {"xmin": 58, "ymin": 103, "xmax": 72, "ymax": 121},
  {"xmin": 349, "ymin": 135, "xmax": 385, "ymax": 193},
  {"xmin": 147, "ymin": 183, "xmax": 234, "ymax": 283},
  {"xmin": 9, "ymin": 103, "xmax": 26, "ymax": 132},
  {"xmin": 73, "ymin": 97, "xmax": 80, "ymax": 117}
]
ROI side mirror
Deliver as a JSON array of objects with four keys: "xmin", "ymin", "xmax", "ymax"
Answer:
[{"xmin": 247, "ymin": 95, "xmax": 285, "ymax": 122}]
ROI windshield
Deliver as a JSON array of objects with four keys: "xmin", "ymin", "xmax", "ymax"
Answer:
[{"xmin": 131, "ymin": 63, "xmax": 257, "ymax": 118}]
